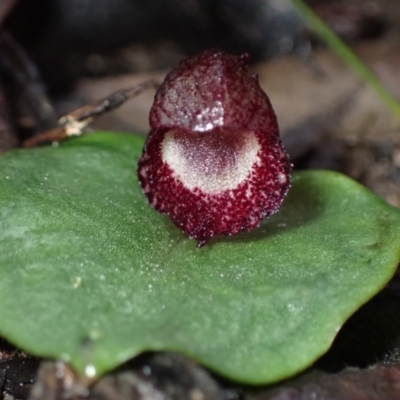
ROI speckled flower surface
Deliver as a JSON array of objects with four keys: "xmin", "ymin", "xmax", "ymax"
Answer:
[{"xmin": 138, "ymin": 49, "xmax": 290, "ymax": 246}]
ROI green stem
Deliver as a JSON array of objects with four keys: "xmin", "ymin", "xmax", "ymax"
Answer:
[{"xmin": 291, "ymin": 0, "xmax": 400, "ymax": 118}]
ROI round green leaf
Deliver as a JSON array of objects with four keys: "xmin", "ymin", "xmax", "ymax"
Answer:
[{"xmin": 0, "ymin": 132, "xmax": 399, "ymax": 384}]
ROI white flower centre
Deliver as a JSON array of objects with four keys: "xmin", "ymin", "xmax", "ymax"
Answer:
[{"xmin": 162, "ymin": 129, "xmax": 261, "ymax": 194}]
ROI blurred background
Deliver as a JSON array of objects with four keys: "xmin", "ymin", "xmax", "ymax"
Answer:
[
  {"xmin": 1, "ymin": 0, "xmax": 400, "ymax": 205},
  {"xmin": 1, "ymin": 0, "xmax": 391, "ymax": 92}
]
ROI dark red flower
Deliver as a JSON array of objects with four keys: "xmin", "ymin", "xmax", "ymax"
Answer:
[{"xmin": 138, "ymin": 49, "xmax": 290, "ymax": 247}]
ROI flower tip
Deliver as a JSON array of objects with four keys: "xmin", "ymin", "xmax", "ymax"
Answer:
[{"xmin": 196, "ymin": 239, "xmax": 208, "ymax": 249}]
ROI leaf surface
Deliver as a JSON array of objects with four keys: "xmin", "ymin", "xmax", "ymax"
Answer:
[{"xmin": 0, "ymin": 132, "xmax": 399, "ymax": 384}]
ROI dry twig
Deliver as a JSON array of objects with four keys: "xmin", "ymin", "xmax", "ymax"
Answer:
[{"xmin": 23, "ymin": 79, "xmax": 159, "ymax": 148}]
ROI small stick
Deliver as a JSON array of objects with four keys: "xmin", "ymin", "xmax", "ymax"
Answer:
[{"xmin": 23, "ymin": 79, "xmax": 160, "ymax": 148}]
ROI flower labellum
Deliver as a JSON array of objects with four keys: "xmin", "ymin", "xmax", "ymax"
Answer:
[{"xmin": 138, "ymin": 49, "xmax": 291, "ymax": 247}]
